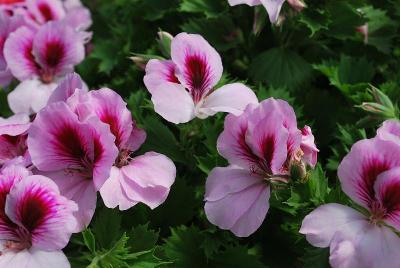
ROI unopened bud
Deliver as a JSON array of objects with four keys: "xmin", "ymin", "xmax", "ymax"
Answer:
[
  {"xmin": 356, "ymin": 24, "xmax": 368, "ymax": 44},
  {"xmin": 287, "ymin": 0, "xmax": 306, "ymax": 12},
  {"xmin": 130, "ymin": 56, "xmax": 147, "ymax": 71},
  {"xmin": 157, "ymin": 31, "xmax": 173, "ymax": 58},
  {"xmin": 290, "ymin": 160, "xmax": 307, "ymax": 182}
]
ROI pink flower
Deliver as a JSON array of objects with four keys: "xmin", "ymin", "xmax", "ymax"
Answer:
[
  {"xmin": 228, "ymin": 0, "xmax": 305, "ymax": 24},
  {"xmin": 376, "ymin": 119, "xmax": 400, "ymax": 145},
  {"xmin": 0, "ymin": 164, "xmax": 77, "ymax": 268},
  {"xmin": 204, "ymin": 98, "xmax": 318, "ymax": 237},
  {"xmin": 4, "ymin": 21, "xmax": 85, "ymax": 114},
  {"xmin": 300, "ymin": 136, "xmax": 400, "ymax": 268},
  {"xmin": 300, "ymin": 125, "xmax": 319, "ymax": 168},
  {"xmin": 0, "ymin": 12, "xmax": 25, "ymax": 87},
  {"xmin": 144, "ymin": 32, "xmax": 258, "ymax": 124},
  {"xmin": 64, "ymin": 85, "xmax": 177, "ymax": 211},
  {"xmin": 0, "ymin": 113, "xmax": 30, "ymax": 166},
  {"xmin": 27, "ymin": 96, "xmax": 118, "ymax": 231}
]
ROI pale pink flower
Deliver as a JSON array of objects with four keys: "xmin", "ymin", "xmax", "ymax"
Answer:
[
  {"xmin": 205, "ymin": 98, "xmax": 318, "ymax": 237},
  {"xmin": 27, "ymin": 97, "xmax": 118, "ymax": 231},
  {"xmin": 0, "ymin": 113, "xmax": 30, "ymax": 166},
  {"xmin": 0, "ymin": 164, "xmax": 77, "ymax": 268},
  {"xmin": 144, "ymin": 32, "xmax": 258, "ymax": 124},
  {"xmin": 4, "ymin": 21, "xmax": 85, "ymax": 114},
  {"xmin": 300, "ymin": 135, "xmax": 400, "ymax": 268},
  {"xmin": 228, "ymin": 0, "xmax": 305, "ymax": 24}
]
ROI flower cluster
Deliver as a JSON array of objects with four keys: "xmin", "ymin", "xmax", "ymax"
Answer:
[
  {"xmin": 0, "ymin": 0, "xmax": 92, "ymax": 114},
  {"xmin": 204, "ymin": 98, "xmax": 318, "ymax": 237},
  {"xmin": 300, "ymin": 119, "xmax": 400, "ymax": 267},
  {"xmin": 0, "ymin": 73, "xmax": 177, "ymax": 267}
]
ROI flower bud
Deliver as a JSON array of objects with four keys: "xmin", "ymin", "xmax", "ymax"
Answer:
[
  {"xmin": 287, "ymin": 0, "xmax": 306, "ymax": 12},
  {"xmin": 157, "ymin": 30, "xmax": 173, "ymax": 58}
]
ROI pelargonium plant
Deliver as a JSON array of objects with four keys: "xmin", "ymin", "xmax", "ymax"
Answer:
[{"xmin": 0, "ymin": 0, "xmax": 400, "ymax": 267}]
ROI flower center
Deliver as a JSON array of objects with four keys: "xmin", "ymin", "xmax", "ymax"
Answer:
[
  {"xmin": 369, "ymin": 201, "xmax": 387, "ymax": 225},
  {"xmin": 115, "ymin": 149, "xmax": 132, "ymax": 168}
]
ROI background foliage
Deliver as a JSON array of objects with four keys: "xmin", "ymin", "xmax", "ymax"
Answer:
[{"xmin": 3, "ymin": 0, "xmax": 400, "ymax": 267}]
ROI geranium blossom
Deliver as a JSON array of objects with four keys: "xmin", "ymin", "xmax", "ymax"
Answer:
[
  {"xmin": 228, "ymin": 0, "xmax": 306, "ymax": 24},
  {"xmin": 0, "ymin": 113, "xmax": 30, "ymax": 166},
  {"xmin": 0, "ymin": 164, "xmax": 77, "ymax": 268},
  {"xmin": 300, "ymin": 120, "xmax": 400, "ymax": 268},
  {"xmin": 4, "ymin": 21, "xmax": 85, "ymax": 114},
  {"xmin": 144, "ymin": 32, "xmax": 258, "ymax": 124},
  {"xmin": 204, "ymin": 98, "xmax": 318, "ymax": 237}
]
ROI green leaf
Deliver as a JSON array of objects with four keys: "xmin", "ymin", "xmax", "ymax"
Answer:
[
  {"xmin": 128, "ymin": 223, "xmax": 159, "ymax": 253},
  {"xmin": 250, "ymin": 48, "xmax": 312, "ymax": 89},
  {"xmin": 180, "ymin": 0, "xmax": 226, "ymax": 18},
  {"xmin": 210, "ymin": 245, "xmax": 266, "ymax": 268},
  {"xmin": 163, "ymin": 226, "xmax": 207, "ymax": 268},
  {"xmin": 302, "ymin": 247, "xmax": 330, "ymax": 268},
  {"xmin": 91, "ymin": 41, "xmax": 120, "ymax": 74},
  {"xmin": 82, "ymin": 229, "xmax": 96, "ymax": 253},
  {"xmin": 337, "ymin": 55, "xmax": 374, "ymax": 85},
  {"xmin": 307, "ymin": 164, "xmax": 329, "ymax": 205},
  {"xmin": 299, "ymin": 9, "xmax": 331, "ymax": 37},
  {"xmin": 326, "ymin": 2, "xmax": 364, "ymax": 39},
  {"xmin": 92, "ymin": 208, "xmax": 122, "ymax": 249}
]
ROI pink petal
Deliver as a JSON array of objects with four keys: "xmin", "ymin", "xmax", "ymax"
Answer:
[
  {"xmin": 119, "ymin": 152, "xmax": 176, "ymax": 209},
  {"xmin": 260, "ymin": 0, "xmax": 286, "ymax": 24},
  {"xmin": 338, "ymin": 138, "xmax": 400, "ymax": 210},
  {"xmin": 5, "ymin": 175, "xmax": 77, "ymax": 250},
  {"xmin": 376, "ymin": 119, "xmax": 400, "ymax": 145},
  {"xmin": 26, "ymin": 0, "xmax": 66, "ymax": 24},
  {"xmin": 0, "ymin": 165, "xmax": 29, "ymax": 241},
  {"xmin": 0, "ymin": 135, "xmax": 28, "ymax": 165},
  {"xmin": 63, "ymin": 6, "xmax": 92, "ymax": 32},
  {"xmin": 32, "ymin": 21, "xmax": 85, "ymax": 78},
  {"xmin": 300, "ymin": 125, "xmax": 319, "ymax": 167},
  {"xmin": 44, "ymin": 170, "xmax": 97, "ymax": 232},
  {"xmin": 171, "ymin": 32, "xmax": 223, "ymax": 103},
  {"xmin": 143, "ymin": 59, "xmax": 179, "ymax": 94},
  {"xmin": 299, "ymin": 203, "xmax": 366, "ymax": 248},
  {"xmin": 246, "ymin": 110, "xmax": 289, "ymax": 174},
  {"xmin": 124, "ymin": 124, "xmax": 146, "ymax": 152},
  {"xmin": 99, "ymin": 166, "xmax": 138, "ymax": 210},
  {"xmin": 0, "ymin": 113, "xmax": 30, "ymax": 136},
  {"xmin": 198, "ymin": 83, "xmax": 258, "ymax": 118},
  {"xmin": 150, "ymin": 82, "xmax": 195, "ymax": 124},
  {"xmin": 0, "ymin": 247, "xmax": 70, "ymax": 268},
  {"xmin": 228, "ymin": 0, "xmax": 262, "ymax": 6},
  {"xmin": 27, "ymin": 102, "xmax": 118, "ymax": 190},
  {"xmin": 216, "ymin": 104, "xmax": 260, "ymax": 169},
  {"xmin": 4, "ymin": 26, "xmax": 39, "ymax": 81},
  {"xmin": 205, "ymin": 174, "xmax": 270, "ymax": 237},
  {"xmin": 47, "ymin": 72, "xmax": 87, "ymax": 105},
  {"xmin": 373, "ymin": 168, "xmax": 400, "ymax": 230},
  {"xmin": 8, "ymin": 79, "xmax": 58, "ymax": 114},
  {"xmin": 74, "ymin": 88, "xmax": 135, "ymax": 150}
]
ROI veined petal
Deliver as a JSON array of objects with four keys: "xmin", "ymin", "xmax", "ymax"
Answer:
[
  {"xmin": 228, "ymin": 0, "xmax": 262, "ymax": 6},
  {"xmin": 32, "ymin": 21, "xmax": 85, "ymax": 78},
  {"xmin": 26, "ymin": 0, "xmax": 66, "ymax": 24},
  {"xmin": 338, "ymin": 138, "xmax": 400, "ymax": 210},
  {"xmin": 150, "ymin": 82, "xmax": 195, "ymax": 124},
  {"xmin": 119, "ymin": 152, "xmax": 176, "ymax": 209},
  {"xmin": 0, "ymin": 247, "xmax": 70, "ymax": 268},
  {"xmin": 197, "ymin": 83, "xmax": 258, "ymax": 118},
  {"xmin": 47, "ymin": 72, "xmax": 87, "ymax": 105},
  {"xmin": 246, "ymin": 111, "xmax": 289, "ymax": 173},
  {"xmin": 376, "ymin": 119, "xmax": 400, "ymax": 145},
  {"xmin": 99, "ymin": 167, "xmax": 138, "ymax": 211},
  {"xmin": 373, "ymin": 168, "xmax": 400, "ymax": 231},
  {"xmin": 8, "ymin": 79, "xmax": 58, "ymax": 114},
  {"xmin": 171, "ymin": 33, "xmax": 223, "ymax": 103},
  {"xmin": 144, "ymin": 59, "xmax": 179, "ymax": 94},
  {"xmin": 4, "ymin": 26, "xmax": 39, "ymax": 81},
  {"xmin": 299, "ymin": 203, "xmax": 366, "ymax": 248},
  {"xmin": 0, "ymin": 165, "xmax": 29, "ymax": 241},
  {"xmin": 205, "ymin": 181, "xmax": 270, "ymax": 237},
  {"xmin": 260, "ymin": 0, "xmax": 286, "ymax": 24},
  {"xmin": 300, "ymin": 125, "xmax": 319, "ymax": 167},
  {"xmin": 5, "ymin": 175, "xmax": 77, "ymax": 250},
  {"xmin": 0, "ymin": 113, "xmax": 30, "ymax": 136},
  {"xmin": 63, "ymin": 6, "xmax": 92, "ymax": 32},
  {"xmin": 44, "ymin": 170, "xmax": 97, "ymax": 232}
]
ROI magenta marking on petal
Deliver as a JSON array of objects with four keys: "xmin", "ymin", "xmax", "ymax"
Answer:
[
  {"xmin": 0, "ymin": 183, "xmax": 17, "ymax": 231},
  {"xmin": 99, "ymin": 112, "xmax": 123, "ymax": 148},
  {"xmin": 235, "ymin": 126, "xmax": 259, "ymax": 166},
  {"xmin": 258, "ymin": 134, "xmax": 276, "ymax": 173},
  {"xmin": 167, "ymin": 64, "xmax": 179, "ymax": 84},
  {"xmin": 18, "ymin": 188, "xmax": 52, "ymax": 232},
  {"xmin": 94, "ymin": 134, "xmax": 105, "ymax": 167},
  {"xmin": 38, "ymin": 3, "xmax": 54, "ymax": 22},
  {"xmin": 184, "ymin": 53, "xmax": 212, "ymax": 103},
  {"xmin": 360, "ymin": 159, "xmax": 390, "ymax": 206},
  {"xmin": 380, "ymin": 180, "xmax": 400, "ymax": 216}
]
